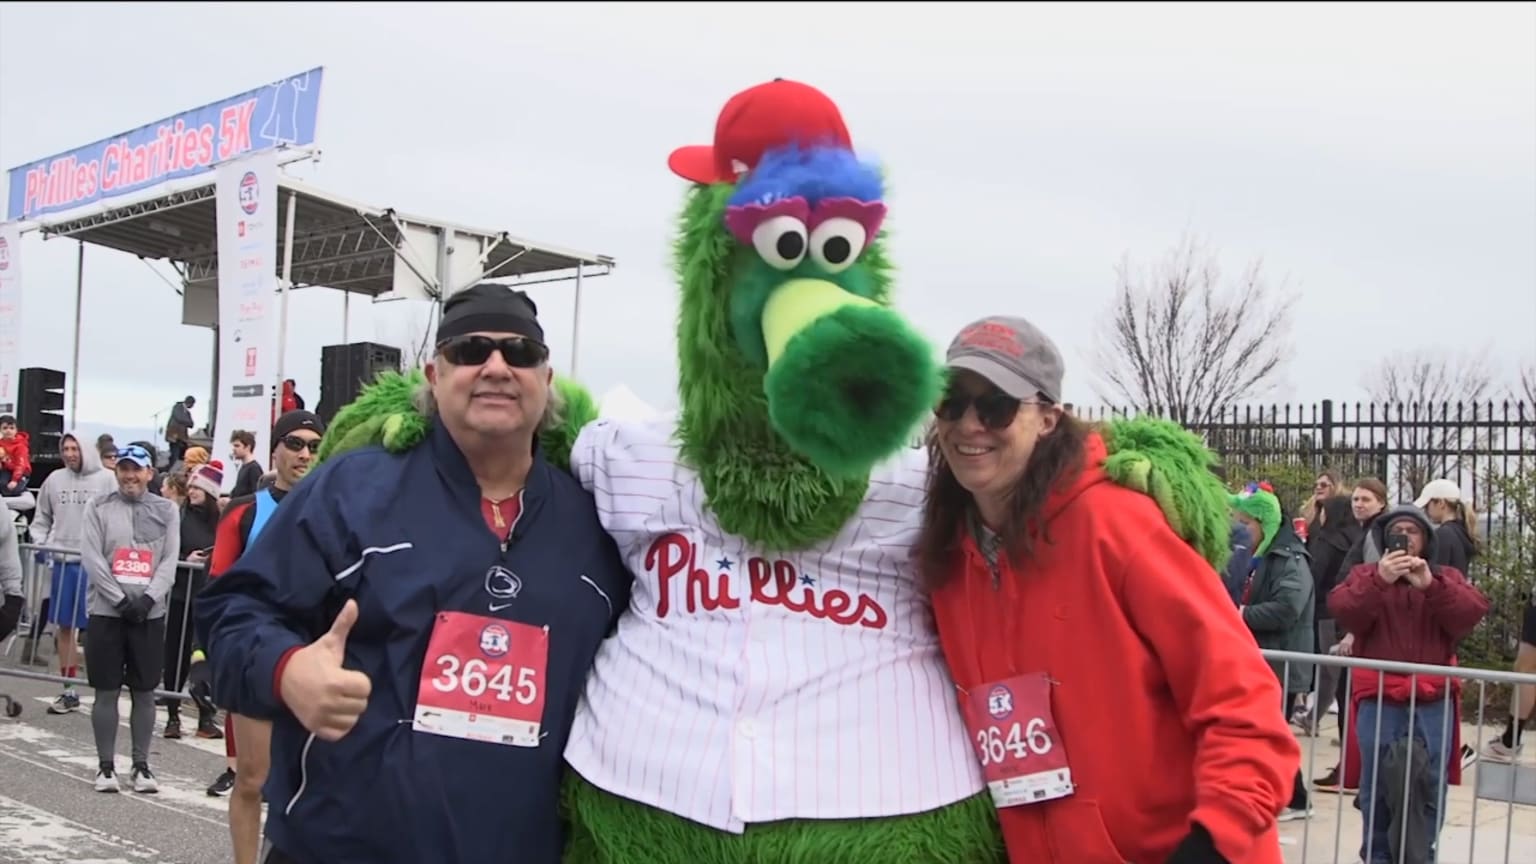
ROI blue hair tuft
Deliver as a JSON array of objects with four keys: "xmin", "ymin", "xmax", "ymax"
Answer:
[{"xmin": 728, "ymin": 145, "xmax": 884, "ymax": 209}]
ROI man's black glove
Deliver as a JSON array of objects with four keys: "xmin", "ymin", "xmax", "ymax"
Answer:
[
  {"xmin": 130, "ymin": 593, "xmax": 156, "ymax": 622},
  {"xmin": 114, "ymin": 595, "xmax": 141, "ymax": 623},
  {"xmin": 1165, "ymin": 823, "xmax": 1228, "ymax": 864}
]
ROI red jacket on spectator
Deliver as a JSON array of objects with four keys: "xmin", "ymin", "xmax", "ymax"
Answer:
[{"xmin": 0, "ymin": 431, "xmax": 31, "ymax": 479}]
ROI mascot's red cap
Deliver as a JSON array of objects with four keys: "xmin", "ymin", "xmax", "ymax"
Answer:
[{"xmin": 668, "ymin": 78, "xmax": 853, "ymax": 185}]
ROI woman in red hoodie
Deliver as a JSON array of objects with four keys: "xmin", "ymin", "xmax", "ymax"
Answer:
[{"xmin": 918, "ymin": 315, "xmax": 1301, "ymax": 864}]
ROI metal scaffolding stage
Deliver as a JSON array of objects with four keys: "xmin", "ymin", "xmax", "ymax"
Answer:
[{"xmin": 18, "ymin": 158, "xmax": 615, "ymax": 432}]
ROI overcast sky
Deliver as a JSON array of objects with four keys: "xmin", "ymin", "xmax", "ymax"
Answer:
[{"xmin": 1, "ymin": 1, "xmax": 1532, "ymax": 445}]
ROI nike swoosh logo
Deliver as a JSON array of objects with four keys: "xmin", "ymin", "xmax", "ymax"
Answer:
[{"xmin": 489, "ymin": 602, "xmax": 512, "ymax": 612}]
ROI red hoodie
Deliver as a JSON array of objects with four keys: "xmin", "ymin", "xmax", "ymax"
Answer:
[
  {"xmin": 930, "ymin": 434, "xmax": 1299, "ymax": 864},
  {"xmin": 0, "ymin": 431, "xmax": 31, "ymax": 480}
]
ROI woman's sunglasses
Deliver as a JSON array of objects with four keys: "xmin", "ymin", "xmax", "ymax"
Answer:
[
  {"xmin": 934, "ymin": 388, "xmax": 1026, "ymax": 430},
  {"xmin": 438, "ymin": 335, "xmax": 549, "ymax": 369},
  {"xmin": 280, "ymin": 435, "xmax": 322, "ymax": 454}
]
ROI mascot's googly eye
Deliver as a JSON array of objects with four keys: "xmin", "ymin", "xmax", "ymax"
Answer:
[
  {"xmin": 753, "ymin": 215, "xmax": 808, "ymax": 271},
  {"xmin": 808, "ymin": 217, "xmax": 866, "ymax": 274}
]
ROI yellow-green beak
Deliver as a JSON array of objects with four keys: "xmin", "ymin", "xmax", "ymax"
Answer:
[{"xmin": 760, "ymin": 278, "xmax": 881, "ymax": 369}]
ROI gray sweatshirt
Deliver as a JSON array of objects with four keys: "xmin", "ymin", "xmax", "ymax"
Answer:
[
  {"xmin": 0, "ymin": 519, "xmax": 21, "ymax": 597},
  {"xmin": 31, "ymin": 430, "xmax": 117, "ymax": 550},
  {"xmin": 81, "ymin": 489, "xmax": 180, "ymax": 619}
]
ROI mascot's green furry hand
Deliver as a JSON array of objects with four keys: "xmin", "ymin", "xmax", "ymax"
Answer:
[
  {"xmin": 1100, "ymin": 416, "xmax": 1233, "ymax": 572},
  {"xmin": 313, "ymin": 368, "xmax": 599, "ymax": 473}
]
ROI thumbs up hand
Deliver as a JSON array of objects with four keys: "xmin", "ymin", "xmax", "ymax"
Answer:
[{"xmin": 279, "ymin": 600, "xmax": 373, "ymax": 742}]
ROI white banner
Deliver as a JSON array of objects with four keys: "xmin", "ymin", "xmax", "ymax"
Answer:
[
  {"xmin": 0, "ymin": 223, "xmax": 21, "ymax": 415},
  {"xmin": 213, "ymin": 151, "xmax": 280, "ymax": 485}
]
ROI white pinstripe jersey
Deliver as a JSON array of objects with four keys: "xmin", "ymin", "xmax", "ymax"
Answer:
[{"xmin": 564, "ymin": 417, "xmax": 984, "ymax": 833}]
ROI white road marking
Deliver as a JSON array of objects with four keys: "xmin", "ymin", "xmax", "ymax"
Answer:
[
  {"xmin": 29, "ymin": 693, "xmax": 229, "ymax": 757},
  {"xmin": 0, "ymin": 723, "xmax": 231, "ymax": 824},
  {"xmin": 0, "ymin": 792, "xmax": 171, "ymax": 863}
]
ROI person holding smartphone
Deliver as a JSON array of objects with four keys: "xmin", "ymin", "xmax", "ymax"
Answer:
[{"xmin": 1328, "ymin": 504, "xmax": 1489, "ymax": 864}]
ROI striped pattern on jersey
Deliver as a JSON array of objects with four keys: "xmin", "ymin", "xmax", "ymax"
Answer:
[{"xmin": 564, "ymin": 418, "xmax": 984, "ymax": 833}]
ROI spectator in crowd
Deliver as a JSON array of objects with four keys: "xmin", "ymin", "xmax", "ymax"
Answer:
[
  {"xmin": 80, "ymin": 444, "xmax": 181, "ymax": 794},
  {"xmin": 1414, "ymin": 478, "xmax": 1481, "ymax": 576},
  {"xmin": 162, "ymin": 461, "xmax": 223, "ymax": 740},
  {"xmin": 0, "ymin": 414, "xmax": 32, "ymax": 496},
  {"xmin": 33, "ymin": 431, "xmax": 117, "ymax": 714},
  {"xmin": 95, "ymin": 433, "xmax": 115, "ymax": 453},
  {"xmin": 228, "ymin": 430, "xmax": 264, "ymax": 498},
  {"xmin": 917, "ymin": 314, "xmax": 1299, "ymax": 864},
  {"xmin": 1300, "ymin": 470, "xmax": 1346, "ymax": 537},
  {"xmin": 159, "ymin": 471, "xmax": 187, "ymax": 507},
  {"xmin": 1, "ymin": 502, "xmax": 23, "ymax": 653},
  {"xmin": 1231, "ymin": 481, "xmax": 1317, "ymax": 822},
  {"xmin": 1221, "ymin": 515, "xmax": 1254, "ymax": 605},
  {"xmin": 1295, "ymin": 492, "xmax": 1362, "ymax": 734},
  {"xmin": 1314, "ymin": 476, "xmax": 1389, "ymax": 794},
  {"xmin": 98, "ymin": 440, "xmax": 118, "ymax": 473},
  {"xmin": 194, "ymin": 285, "xmax": 633, "ymax": 864},
  {"xmin": 1485, "ymin": 593, "xmax": 1536, "ymax": 761},
  {"xmin": 1329, "ymin": 504, "xmax": 1489, "ymax": 864},
  {"xmin": 165, "ymin": 396, "xmax": 196, "ymax": 465}
]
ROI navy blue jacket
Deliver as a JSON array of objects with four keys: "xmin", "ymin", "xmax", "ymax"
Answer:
[{"xmin": 193, "ymin": 421, "xmax": 632, "ymax": 864}]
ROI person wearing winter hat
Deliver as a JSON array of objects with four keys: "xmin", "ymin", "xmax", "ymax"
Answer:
[
  {"xmin": 1230, "ymin": 482, "xmax": 1317, "ymax": 822},
  {"xmin": 162, "ymin": 460, "xmax": 224, "ymax": 740},
  {"xmin": 1329, "ymin": 504, "xmax": 1490, "ymax": 863}
]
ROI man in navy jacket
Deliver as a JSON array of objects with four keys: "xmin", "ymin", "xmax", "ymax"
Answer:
[{"xmin": 194, "ymin": 285, "xmax": 632, "ymax": 864}]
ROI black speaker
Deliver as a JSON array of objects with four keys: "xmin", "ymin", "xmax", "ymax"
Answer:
[
  {"xmin": 17, "ymin": 367, "xmax": 65, "ymax": 464},
  {"xmin": 317, "ymin": 342, "xmax": 402, "ymax": 424}
]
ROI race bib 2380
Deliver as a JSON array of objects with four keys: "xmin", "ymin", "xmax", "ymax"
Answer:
[{"xmin": 110, "ymin": 548, "xmax": 154, "ymax": 587}]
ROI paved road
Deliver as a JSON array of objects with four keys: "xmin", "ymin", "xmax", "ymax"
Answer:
[{"xmin": 0, "ymin": 674, "xmax": 242, "ymax": 864}]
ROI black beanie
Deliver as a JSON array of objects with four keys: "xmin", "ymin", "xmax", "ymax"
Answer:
[{"xmin": 435, "ymin": 283, "xmax": 544, "ymax": 346}]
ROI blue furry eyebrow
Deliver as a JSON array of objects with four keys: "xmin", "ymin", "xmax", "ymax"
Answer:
[{"xmin": 728, "ymin": 145, "xmax": 884, "ymax": 209}]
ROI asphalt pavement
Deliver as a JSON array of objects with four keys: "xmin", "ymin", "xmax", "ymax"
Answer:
[{"xmin": 0, "ymin": 674, "xmax": 245, "ymax": 864}]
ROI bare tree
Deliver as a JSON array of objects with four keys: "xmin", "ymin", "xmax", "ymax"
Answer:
[
  {"xmin": 386, "ymin": 301, "xmax": 440, "ymax": 372},
  {"xmin": 1091, "ymin": 233, "xmax": 1296, "ymax": 427},
  {"xmin": 1362, "ymin": 349, "xmax": 1496, "ymax": 498}
]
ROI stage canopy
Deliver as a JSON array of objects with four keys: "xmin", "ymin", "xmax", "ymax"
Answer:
[{"xmin": 28, "ymin": 167, "xmax": 614, "ymax": 326}]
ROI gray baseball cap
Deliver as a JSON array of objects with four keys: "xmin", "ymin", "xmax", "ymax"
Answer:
[{"xmin": 945, "ymin": 315, "xmax": 1064, "ymax": 404}]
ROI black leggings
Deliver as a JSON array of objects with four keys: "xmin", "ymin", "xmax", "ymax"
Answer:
[{"xmin": 162, "ymin": 597, "xmax": 209, "ymax": 720}]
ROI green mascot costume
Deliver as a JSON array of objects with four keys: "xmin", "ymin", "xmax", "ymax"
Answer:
[{"xmin": 316, "ymin": 79, "xmax": 1234, "ymax": 863}]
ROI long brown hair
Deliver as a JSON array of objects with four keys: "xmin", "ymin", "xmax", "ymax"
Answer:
[{"xmin": 916, "ymin": 410, "xmax": 1092, "ymax": 591}]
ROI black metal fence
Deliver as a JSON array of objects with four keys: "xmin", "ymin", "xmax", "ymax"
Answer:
[{"xmin": 1071, "ymin": 399, "xmax": 1536, "ymax": 667}]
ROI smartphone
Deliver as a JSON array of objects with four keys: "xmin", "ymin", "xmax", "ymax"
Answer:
[{"xmin": 1385, "ymin": 533, "xmax": 1410, "ymax": 554}]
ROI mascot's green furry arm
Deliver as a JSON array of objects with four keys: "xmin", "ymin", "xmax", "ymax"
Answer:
[
  {"xmin": 314, "ymin": 81, "xmax": 1232, "ymax": 864},
  {"xmin": 316, "ymin": 375, "xmax": 1231, "ymax": 576}
]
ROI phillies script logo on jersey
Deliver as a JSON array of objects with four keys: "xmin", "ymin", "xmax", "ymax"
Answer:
[{"xmin": 644, "ymin": 532, "xmax": 888, "ymax": 629}]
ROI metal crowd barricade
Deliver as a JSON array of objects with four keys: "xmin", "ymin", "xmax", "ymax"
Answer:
[
  {"xmin": 1, "ymin": 541, "xmax": 208, "ymax": 704},
  {"xmin": 1264, "ymin": 648, "xmax": 1536, "ymax": 864}
]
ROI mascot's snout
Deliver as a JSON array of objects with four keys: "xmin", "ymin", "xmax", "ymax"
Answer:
[{"xmin": 760, "ymin": 277, "xmax": 938, "ymax": 478}]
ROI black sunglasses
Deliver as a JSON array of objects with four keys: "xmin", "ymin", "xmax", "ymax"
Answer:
[
  {"xmin": 438, "ymin": 335, "xmax": 549, "ymax": 369},
  {"xmin": 934, "ymin": 388, "xmax": 1025, "ymax": 430},
  {"xmin": 280, "ymin": 435, "xmax": 322, "ymax": 454}
]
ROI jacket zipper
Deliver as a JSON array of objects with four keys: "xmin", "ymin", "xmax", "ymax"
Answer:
[{"xmin": 499, "ymin": 488, "xmax": 527, "ymax": 555}]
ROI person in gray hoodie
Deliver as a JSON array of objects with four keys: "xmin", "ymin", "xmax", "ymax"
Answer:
[
  {"xmin": 1, "ymin": 511, "xmax": 23, "ymax": 639},
  {"xmin": 31, "ymin": 430, "xmax": 117, "ymax": 714},
  {"xmin": 80, "ymin": 444, "xmax": 179, "ymax": 794}
]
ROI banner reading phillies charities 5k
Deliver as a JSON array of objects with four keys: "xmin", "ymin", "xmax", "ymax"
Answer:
[
  {"xmin": 212, "ymin": 150, "xmax": 280, "ymax": 482},
  {"xmin": 0, "ymin": 222, "xmax": 21, "ymax": 414},
  {"xmin": 6, "ymin": 67, "xmax": 323, "ymax": 222}
]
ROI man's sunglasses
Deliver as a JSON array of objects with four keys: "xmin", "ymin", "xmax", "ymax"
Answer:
[
  {"xmin": 935, "ymin": 388, "xmax": 1030, "ymax": 430},
  {"xmin": 438, "ymin": 335, "xmax": 549, "ymax": 369},
  {"xmin": 280, "ymin": 435, "xmax": 322, "ymax": 454}
]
